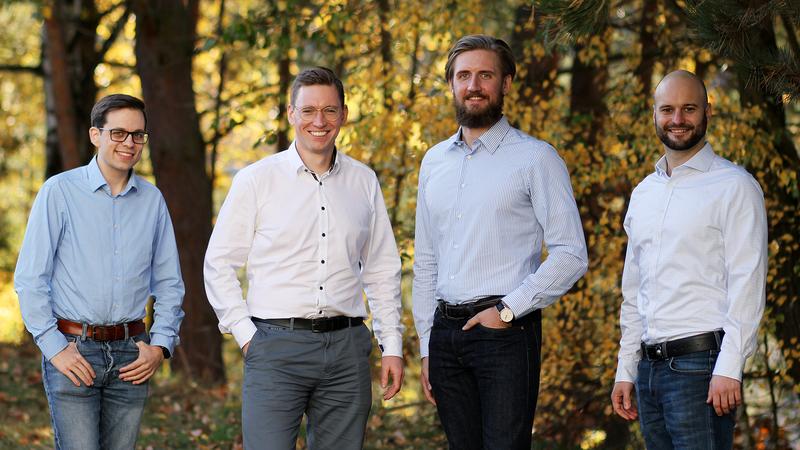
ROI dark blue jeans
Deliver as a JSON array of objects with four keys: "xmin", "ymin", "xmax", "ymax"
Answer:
[
  {"xmin": 636, "ymin": 350, "xmax": 735, "ymax": 450},
  {"xmin": 429, "ymin": 309, "xmax": 541, "ymax": 450},
  {"xmin": 41, "ymin": 333, "xmax": 150, "ymax": 450}
]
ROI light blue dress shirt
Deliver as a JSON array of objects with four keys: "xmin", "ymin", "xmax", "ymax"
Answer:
[
  {"xmin": 412, "ymin": 117, "xmax": 588, "ymax": 357},
  {"xmin": 14, "ymin": 157, "xmax": 185, "ymax": 360}
]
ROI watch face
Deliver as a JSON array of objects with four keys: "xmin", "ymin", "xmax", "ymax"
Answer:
[{"xmin": 500, "ymin": 308, "xmax": 514, "ymax": 323}]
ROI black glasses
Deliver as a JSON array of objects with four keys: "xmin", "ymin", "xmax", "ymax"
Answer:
[{"xmin": 98, "ymin": 128, "xmax": 149, "ymax": 144}]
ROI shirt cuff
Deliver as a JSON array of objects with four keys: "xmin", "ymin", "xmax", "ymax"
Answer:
[
  {"xmin": 149, "ymin": 333, "xmax": 178, "ymax": 356},
  {"xmin": 231, "ymin": 319, "xmax": 258, "ymax": 349},
  {"xmin": 712, "ymin": 349, "xmax": 745, "ymax": 381},
  {"xmin": 379, "ymin": 335, "xmax": 402, "ymax": 358},
  {"xmin": 614, "ymin": 357, "xmax": 639, "ymax": 383},
  {"xmin": 500, "ymin": 289, "xmax": 532, "ymax": 319},
  {"xmin": 39, "ymin": 328, "xmax": 69, "ymax": 361},
  {"xmin": 419, "ymin": 335, "xmax": 430, "ymax": 359}
]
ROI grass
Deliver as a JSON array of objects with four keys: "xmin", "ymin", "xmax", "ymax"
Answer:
[{"xmin": 0, "ymin": 337, "xmax": 449, "ymax": 450}]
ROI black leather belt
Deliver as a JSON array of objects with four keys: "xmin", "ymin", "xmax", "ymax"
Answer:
[
  {"xmin": 436, "ymin": 296, "xmax": 503, "ymax": 320},
  {"xmin": 253, "ymin": 316, "xmax": 363, "ymax": 333},
  {"xmin": 641, "ymin": 330, "xmax": 724, "ymax": 361}
]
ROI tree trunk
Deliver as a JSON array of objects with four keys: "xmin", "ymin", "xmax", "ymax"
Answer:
[
  {"xmin": 132, "ymin": 0, "xmax": 225, "ymax": 384},
  {"xmin": 511, "ymin": 3, "xmax": 560, "ymax": 114},
  {"xmin": 635, "ymin": 0, "xmax": 658, "ymax": 109},
  {"xmin": 276, "ymin": 54, "xmax": 291, "ymax": 151},
  {"xmin": 42, "ymin": 0, "xmax": 99, "ymax": 178}
]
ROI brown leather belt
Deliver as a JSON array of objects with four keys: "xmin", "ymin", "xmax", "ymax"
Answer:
[{"xmin": 57, "ymin": 318, "xmax": 146, "ymax": 341}]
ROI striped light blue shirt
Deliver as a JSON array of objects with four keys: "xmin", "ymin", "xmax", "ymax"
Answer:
[
  {"xmin": 14, "ymin": 157, "xmax": 185, "ymax": 360},
  {"xmin": 412, "ymin": 117, "xmax": 588, "ymax": 357}
]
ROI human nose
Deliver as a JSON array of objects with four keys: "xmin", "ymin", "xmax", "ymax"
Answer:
[
  {"xmin": 121, "ymin": 132, "xmax": 136, "ymax": 146},
  {"xmin": 311, "ymin": 109, "xmax": 326, "ymax": 126},
  {"xmin": 672, "ymin": 109, "xmax": 685, "ymax": 124},
  {"xmin": 467, "ymin": 75, "xmax": 481, "ymax": 91}
]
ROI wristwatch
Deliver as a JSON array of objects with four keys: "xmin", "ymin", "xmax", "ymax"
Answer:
[
  {"xmin": 159, "ymin": 346, "xmax": 170, "ymax": 359},
  {"xmin": 495, "ymin": 302, "xmax": 514, "ymax": 323}
]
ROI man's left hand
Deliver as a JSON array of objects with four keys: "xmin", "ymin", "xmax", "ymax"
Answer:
[
  {"xmin": 462, "ymin": 306, "xmax": 511, "ymax": 331},
  {"xmin": 706, "ymin": 375, "xmax": 741, "ymax": 416},
  {"xmin": 380, "ymin": 355, "xmax": 404, "ymax": 400},
  {"xmin": 119, "ymin": 341, "xmax": 165, "ymax": 385}
]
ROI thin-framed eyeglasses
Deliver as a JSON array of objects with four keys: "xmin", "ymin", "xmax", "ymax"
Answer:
[
  {"xmin": 296, "ymin": 106, "xmax": 342, "ymax": 122},
  {"xmin": 97, "ymin": 128, "xmax": 149, "ymax": 144}
]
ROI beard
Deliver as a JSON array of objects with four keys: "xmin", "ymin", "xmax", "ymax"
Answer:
[
  {"xmin": 655, "ymin": 114, "xmax": 708, "ymax": 151},
  {"xmin": 454, "ymin": 91, "xmax": 504, "ymax": 129}
]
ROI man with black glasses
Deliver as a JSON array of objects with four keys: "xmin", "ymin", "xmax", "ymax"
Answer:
[
  {"xmin": 204, "ymin": 67, "xmax": 404, "ymax": 449},
  {"xmin": 15, "ymin": 93, "xmax": 185, "ymax": 449}
]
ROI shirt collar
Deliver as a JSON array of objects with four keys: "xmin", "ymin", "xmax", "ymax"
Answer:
[
  {"xmin": 288, "ymin": 141, "xmax": 341, "ymax": 177},
  {"xmin": 655, "ymin": 142, "xmax": 715, "ymax": 176},
  {"xmin": 86, "ymin": 156, "xmax": 139, "ymax": 194},
  {"xmin": 451, "ymin": 116, "xmax": 511, "ymax": 154}
]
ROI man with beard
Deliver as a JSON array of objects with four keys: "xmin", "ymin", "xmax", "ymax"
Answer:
[
  {"xmin": 611, "ymin": 70, "xmax": 767, "ymax": 448},
  {"xmin": 412, "ymin": 35, "xmax": 588, "ymax": 449}
]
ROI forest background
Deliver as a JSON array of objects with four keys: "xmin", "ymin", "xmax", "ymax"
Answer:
[{"xmin": 0, "ymin": 0, "xmax": 798, "ymax": 448}]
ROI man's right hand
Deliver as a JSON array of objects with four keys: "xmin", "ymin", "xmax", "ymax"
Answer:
[
  {"xmin": 421, "ymin": 357, "xmax": 436, "ymax": 406},
  {"xmin": 611, "ymin": 381, "xmax": 637, "ymax": 421},
  {"xmin": 242, "ymin": 340, "xmax": 251, "ymax": 356},
  {"xmin": 50, "ymin": 342, "xmax": 95, "ymax": 387}
]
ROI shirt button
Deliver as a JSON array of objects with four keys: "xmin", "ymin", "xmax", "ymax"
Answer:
[
  {"xmin": 461, "ymin": 183, "xmax": 466, "ymax": 188},
  {"xmin": 321, "ymin": 260, "xmax": 325, "ymax": 264},
  {"xmin": 322, "ymin": 233, "xmax": 326, "ymax": 237},
  {"xmin": 449, "ymin": 275, "xmax": 455, "ymax": 280},
  {"xmin": 466, "ymin": 155, "xmax": 472, "ymax": 160},
  {"xmin": 113, "ymin": 224, "xmax": 118, "ymax": 229},
  {"xmin": 319, "ymin": 286, "xmax": 323, "ymax": 290},
  {"xmin": 321, "ymin": 206, "xmax": 326, "ymax": 211},
  {"xmin": 114, "ymin": 250, "xmax": 119, "ymax": 255},
  {"xmin": 457, "ymin": 214, "xmax": 462, "ymax": 219}
]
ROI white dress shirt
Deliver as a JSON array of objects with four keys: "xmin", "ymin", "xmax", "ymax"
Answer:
[
  {"xmin": 412, "ymin": 117, "xmax": 588, "ymax": 358},
  {"xmin": 204, "ymin": 143, "xmax": 403, "ymax": 357},
  {"xmin": 616, "ymin": 143, "xmax": 767, "ymax": 383}
]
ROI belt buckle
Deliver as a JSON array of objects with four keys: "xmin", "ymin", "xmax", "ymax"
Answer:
[
  {"xmin": 311, "ymin": 319, "xmax": 325, "ymax": 333},
  {"xmin": 92, "ymin": 325, "xmax": 106, "ymax": 341}
]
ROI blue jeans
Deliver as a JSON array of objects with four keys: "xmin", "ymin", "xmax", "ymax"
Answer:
[
  {"xmin": 636, "ymin": 350, "xmax": 735, "ymax": 450},
  {"xmin": 428, "ymin": 309, "xmax": 542, "ymax": 450},
  {"xmin": 41, "ymin": 333, "xmax": 150, "ymax": 450}
]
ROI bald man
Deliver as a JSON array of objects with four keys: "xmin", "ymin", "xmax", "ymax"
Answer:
[{"xmin": 610, "ymin": 70, "xmax": 767, "ymax": 448}]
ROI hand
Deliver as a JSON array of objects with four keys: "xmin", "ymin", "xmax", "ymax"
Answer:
[
  {"xmin": 707, "ymin": 375, "xmax": 741, "ymax": 416},
  {"xmin": 380, "ymin": 355, "xmax": 404, "ymax": 400},
  {"xmin": 242, "ymin": 340, "xmax": 251, "ymax": 356},
  {"xmin": 119, "ymin": 342, "xmax": 165, "ymax": 384},
  {"xmin": 462, "ymin": 307, "xmax": 511, "ymax": 331},
  {"xmin": 50, "ymin": 342, "xmax": 96, "ymax": 387},
  {"xmin": 611, "ymin": 381, "xmax": 638, "ymax": 421},
  {"xmin": 420, "ymin": 357, "xmax": 436, "ymax": 405}
]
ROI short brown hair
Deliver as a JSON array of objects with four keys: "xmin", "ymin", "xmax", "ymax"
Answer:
[
  {"xmin": 444, "ymin": 35, "xmax": 516, "ymax": 83},
  {"xmin": 290, "ymin": 67, "xmax": 345, "ymax": 107},
  {"xmin": 90, "ymin": 94, "xmax": 146, "ymax": 128}
]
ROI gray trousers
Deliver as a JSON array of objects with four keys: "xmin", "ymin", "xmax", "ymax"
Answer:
[{"xmin": 242, "ymin": 320, "xmax": 373, "ymax": 450}]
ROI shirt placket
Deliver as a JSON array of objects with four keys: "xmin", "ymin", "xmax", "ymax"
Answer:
[
  {"xmin": 111, "ymin": 194, "xmax": 123, "ymax": 322},
  {"xmin": 314, "ymin": 171, "xmax": 329, "ymax": 316},
  {"xmin": 648, "ymin": 177, "xmax": 676, "ymax": 337},
  {"xmin": 446, "ymin": 143, "xmax": 474, "ymax": 287}
]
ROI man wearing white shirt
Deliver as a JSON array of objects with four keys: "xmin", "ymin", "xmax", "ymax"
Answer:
[
  {"xmin": 611, "ymin": 70, "xmax": 767, "ymax": 448},
  {"xmin": 204, "ymin": 67, "xmax": 404, "ymax": 450}
]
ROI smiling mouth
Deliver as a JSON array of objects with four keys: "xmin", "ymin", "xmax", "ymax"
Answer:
[
  {"xmin": 309, "ymin": 131, "xmax": 329, "ymax": 137},
  {"xmin": 116, "ymin": 150, "xmax": 135, "ymax": 159}
]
